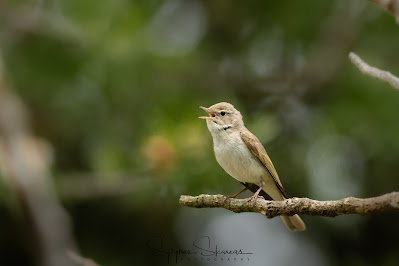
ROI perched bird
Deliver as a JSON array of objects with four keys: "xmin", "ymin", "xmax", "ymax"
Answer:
[{"xmin": 199, "ymin": 102, "xmax": 306, "ymax": 231}]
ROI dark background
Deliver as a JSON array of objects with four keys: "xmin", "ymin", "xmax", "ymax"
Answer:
[{"xmin": 0, "ymin": 0, "xmax": 399, "ymax": 266}]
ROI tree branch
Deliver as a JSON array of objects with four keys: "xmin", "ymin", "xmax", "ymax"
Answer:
[
  {"xmin": 179, "ymin": 192, "xmax": 399, "ymax": 218},
  {"xmin": 349, "ymin": 52, "xmax": 399, "ymax": 90}
]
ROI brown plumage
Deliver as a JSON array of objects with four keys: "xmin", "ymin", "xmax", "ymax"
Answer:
[{"xmin": 200, "ymin": 102, "xmax": 306, "ymax": 231}]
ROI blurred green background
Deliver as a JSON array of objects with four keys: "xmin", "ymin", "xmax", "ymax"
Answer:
[{"xmin": 1, "ymin": 0, "xmax": 399, "ymax": 265}]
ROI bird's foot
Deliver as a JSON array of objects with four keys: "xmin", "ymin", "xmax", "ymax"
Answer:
[
  {"xmin": 248, "ymin": 194, "xmax": 264, "ymax": 206},
  {"xmin": 248, "ymin": 181, "xmax": 265, "ymax": 207},
  {"xmin": 223, "ymin": 187, "xmax": 248, "ymax": 204},
  {"xmin": 223, "ymin": 195, "xmax": 234, "ymax": 204}
]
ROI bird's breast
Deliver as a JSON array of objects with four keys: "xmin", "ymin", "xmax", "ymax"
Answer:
[{"xmin": 213, "ymin": 133, "xmax": 265, "ymax": 184}]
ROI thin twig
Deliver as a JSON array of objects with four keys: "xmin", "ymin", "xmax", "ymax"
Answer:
[
  {"xmin": 349, "ymin": 52, "xmax": 399, "ymax": 90},
  {"xmin": 179, "ymin": 192, "xmax": 399, "ymax": 218}
]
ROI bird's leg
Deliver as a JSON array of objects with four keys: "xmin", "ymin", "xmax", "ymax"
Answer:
[
  {"xmin": 249, "ymin": 179, "xmax": 265, "ymax": 206},
  {"xmin": 224, "ymin": 186, "xmax": 248, "ymax": 202}
]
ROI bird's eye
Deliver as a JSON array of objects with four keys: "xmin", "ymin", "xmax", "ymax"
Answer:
[{"xmin": 221, "ymin": 111, "xmax": 226, "ymax": 116}]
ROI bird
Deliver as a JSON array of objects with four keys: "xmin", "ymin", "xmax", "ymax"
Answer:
[{"xmin": 199, "ymin": 102, "xmax": 306, "ymax": 231}]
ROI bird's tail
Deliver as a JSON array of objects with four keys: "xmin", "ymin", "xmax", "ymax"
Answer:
[
  {"xmin": 240, "ymin": 183, "xmax": 306, "ymax": 231},
  {"xmin": 280, "ymin": 214, "xmax": 306, "ymax": 231}
]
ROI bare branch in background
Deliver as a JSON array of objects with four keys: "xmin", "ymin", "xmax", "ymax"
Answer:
[
  {"xmin": 0, "ymin": 51, "xmax": 77, "ymax": 266},
  {"xmin": 369, "ymin": 0, "xmax": 399, "ymax": 24},
  {"xmin": 349, "ymin": 52, "xmax": 399, "ymax": 90},
  {"xmin": 179, "ymin": 192, "xmax": 399, "ymax": 218}
]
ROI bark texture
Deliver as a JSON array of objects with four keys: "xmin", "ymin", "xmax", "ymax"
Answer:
[{"xmin": 179, "ymin": 192, "xmax": 399, "ymax": 218}]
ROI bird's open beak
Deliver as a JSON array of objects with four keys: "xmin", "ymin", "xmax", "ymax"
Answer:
[{"xmin": 199, "ymin": 106, "xmax": 215, "ymax": 119}]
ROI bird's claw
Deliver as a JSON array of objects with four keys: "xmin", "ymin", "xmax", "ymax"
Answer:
[
  {"xmin": 248, "ymin": 195, "xmax": 264, "ymax": 207},
  {"xmin": 223, "ymin": 195, "xmax": 233, "ymax": 204}
]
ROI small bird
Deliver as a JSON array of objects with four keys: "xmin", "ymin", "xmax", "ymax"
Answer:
[{"xmin": 199, "ymin": 102, "xmax": 306, "ymax": 231}]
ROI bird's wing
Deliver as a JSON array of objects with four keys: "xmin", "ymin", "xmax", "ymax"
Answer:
[{"xmin": 240, "ymin": 129, "xmax": 287, "ymax": 198}]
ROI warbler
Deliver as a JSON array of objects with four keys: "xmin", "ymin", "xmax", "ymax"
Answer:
[{"xmin": 199, "ymin": 102, "xmax": 306, "ymax": 231}]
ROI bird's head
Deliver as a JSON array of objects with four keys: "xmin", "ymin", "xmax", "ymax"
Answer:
[{"xmin": 199, "ymin": 102, "xmax": 244, "ymax": 135}]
